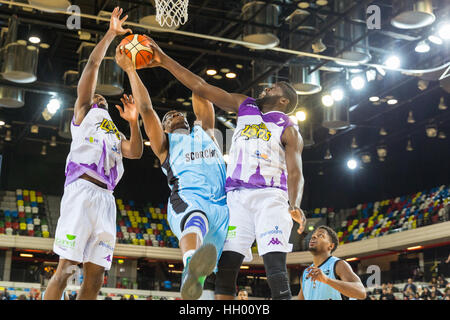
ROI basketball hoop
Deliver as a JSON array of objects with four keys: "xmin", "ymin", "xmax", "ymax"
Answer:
[{"xmin": 155, "ymin": 0, "xmax": 189, "ymax": 28}]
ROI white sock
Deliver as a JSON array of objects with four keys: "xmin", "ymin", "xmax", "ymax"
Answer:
[{"xmin": 183, "ymin": 250, "xmax": 196, "ymax": 267}]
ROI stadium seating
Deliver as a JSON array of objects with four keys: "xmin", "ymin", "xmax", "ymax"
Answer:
[
  {"xmin": 336, "ymin": 185, "xmax": 449, "ymax": 245},
  {"xmin": 0, "ymin": 189, "xmax": 50, "ymax": 238},
  {"xmin": 115, "ymin": 199, "xmax": 179, "ymax": 249}
]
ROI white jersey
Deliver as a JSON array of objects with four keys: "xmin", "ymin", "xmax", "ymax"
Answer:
[
  {"xmin": 64, "ymin": 105, "xmax": 125, "ymax": 190},
  {"xmin": 225, "ymin": 97, "xmax": 298, "ymax": 193}
]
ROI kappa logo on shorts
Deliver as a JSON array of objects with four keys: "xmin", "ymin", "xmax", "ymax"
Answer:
[
  {"xmin": 268, "ymin": 237, "xmax": 283, "ymax": 246},
  {"xmin": 104, "ymin": 255, "xmax": 112, "ymax": 262}
]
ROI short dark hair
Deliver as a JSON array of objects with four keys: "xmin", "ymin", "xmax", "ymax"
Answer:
[
  {"xmin": 316, "ymin": 225, "xmax": 339, "ymax": 253},
  {"xmin": 277, "ymin": 81, "xmax": 298, "ymax": 114}
]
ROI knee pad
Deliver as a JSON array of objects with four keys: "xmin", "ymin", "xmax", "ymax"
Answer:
[
  {"xmin": 263, "ymin": 252, "xmax": 292, "ymax": 300},
  {"xmin": 214, "ymin": 251, "xmax": 245, "ymax": 296},
  {"xmin": 180, "ymin": 211, "xmax": 209, "ymax": 243}
]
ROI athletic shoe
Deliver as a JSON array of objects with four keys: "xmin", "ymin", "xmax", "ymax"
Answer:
[{"xmin": 180, "ymin": 243, "xmax": 217, "ymax": 300}]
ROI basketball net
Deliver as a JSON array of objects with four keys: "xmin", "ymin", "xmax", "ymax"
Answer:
[{"xmin": 155, "ymin": 0, "xmax": 189, "ymax": 28}]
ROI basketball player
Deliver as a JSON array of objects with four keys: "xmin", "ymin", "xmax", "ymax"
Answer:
[
  {"xmin": 44, "ymin": 7, "xmax": 143, "ymax": 300},
  {"xmin": 140, "ymin": 37, "xmax": 306, "ymax": 300},
  {"xmin": 115, "ymin": 47, "xmax": 229, "ymax": 300},
  {"xmin": 298, "ymin": 226, "xmax": 366, "ymax": 300}
]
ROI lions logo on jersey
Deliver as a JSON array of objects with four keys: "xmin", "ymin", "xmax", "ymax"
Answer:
[
  {"xmin": 96, "ymin": 119, "xmax": 121, "ymax": 140},
  {"xmin": 239, "ymin": 123, "xmax": 272, "ymax": 141}
]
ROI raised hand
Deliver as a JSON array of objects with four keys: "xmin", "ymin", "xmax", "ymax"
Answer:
[
  {"xmin": 115, "ymin": 45, "xmax": 135, "ymax": 73},
  {"xmin": 116, "ymin": 94, "xmax": 139, "ymax": 123},
  {"xmin": 289, "ymin": 207, "xmax": 306, "ymax": 234},
  {"xmin": 137, "ymin": 35, "xmax": 167, "ymax": 69},
  {"xmin": 109, "ymin": 7, "xmax": 133, "ymax": 36}
]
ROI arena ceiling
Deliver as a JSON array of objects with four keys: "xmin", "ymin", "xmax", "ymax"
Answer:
[{"xmin": 0, "ymin": 0, "xmax": 449, "ymax": 208}]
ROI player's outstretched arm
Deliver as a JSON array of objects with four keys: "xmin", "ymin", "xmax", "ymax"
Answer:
[
  {"xmin": 74, "ymin": 7, "xmax": 132, "ymax": 125},
  {"xmin": 115, "ymin": 94, "xmax": 143, "ymax": 159},
  {"xmin": 115, "ymin": 46, "xmax": 168, "ymax": 163},
  {"xmin": 141, "ymin": 37, "xmax": 248, "ymax": 114},
  {"xmin": 282, "ymin": 126, "xmax": 306, "ymax": 234}
]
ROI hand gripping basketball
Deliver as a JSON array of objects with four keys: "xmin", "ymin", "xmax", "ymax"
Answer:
[{"xmin": 118, "ymin": 34, "xmax": 155, "ymax": 69}]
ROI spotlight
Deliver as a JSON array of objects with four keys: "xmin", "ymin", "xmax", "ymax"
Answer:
[
  {"xmin": 182, "ymin": 101, "xmax": 191, "ymax": 106},
  {"xmin": 331, "ymin": 88, "xmax": 344, "ymax": 102},
  {"xmin": 206, "ymin": 69, "xmax": 217, "ymax": 76},
  {"xmin": 438, "ymin": 97, "xmax": 448, "ymax": 110},
  {"xmin": 29, "ymin": 36, "xmax": 41, "ymax": 44},
  {"xmin": 384, "ymin": 56, "xmax": 401, "ymax": 69},
  {"xmin": 366, "ymin": 69, "xmax": 377, "ymax": 82},
  {"xmin": 236, "ymin": 64, "xmax": 244, "ymax": 69},
  {"xmin": 375, "ymin": 66, "xmax": 386, "ymax": 77},
  {"xmin": 176, "ymin": 98, "xmax": 185, "ymax": 102},
  {"xmin": 417, "ymin": 80, "xmax": 429, "ymax": 91},
  {"xmin": 298, "ymin": 1, "xmax": 310, "ymax": 9},
  {"xmin": 322, "ymin": 94, "xmax": 334, "ymax": 107},
  {"xmin": 438, "ymin": 23, "xmax": 450, "ymax": 40},
  {"xmin": 41, "ymin": 144, "xmax": 47, "ymax": 156},
  {"xmin": 438, "ymin": 131, "xmax": 446, "ymax": 139},
  {"xmin": 415, "ymin": 40, "xmax": 430, "ymax": 53},
  {"xmin": 50, "ymin": 136, "xmax": 57, "ymax": 147},
  {"xmin": 351, "ymin": 136, "xmax": 358, "ymax": 149},
  {"xmin": 0, "ymin": 120, "xmax": 5, "ymax": 126},
  {"xmin": 5, "ymin": 129, "xmax": 12, "ymax": 141},
  {"xmin": 213, "ymin": 75, "xmax": 223, "ymax": 80},
  {"xmin": 407, "ymin": 111, "xmax": 415, "ymax": 124},
  {"xmin": 225, "ymin": 72, "xmax": 237, "ymax": 79},
  {"xmin": 379, "ymin": 127, "xmax": 388, "ymax": 136},
  {"xmin": 361, "ymin": 153, "xmax": 371, "ymax": 164},
  {"xmin": 369, "ymin": 96, "xmax": 380, "ymax": 102},
  {"xmin": 387, "ymin": 99, "xmax": 398, "ymax": 105},
  {"xmin": 377, "ymin": 145, "xmax": 387, "ymax": 158},
  {"xmin": 296, "ymin": 110, "xmax": 306, "ymax": 122},
  {"xmin": 312, "ymin": 38, "xmax": 327, "ymax": 53},
  {"xmin": 144, "ymin": 141, "xmax": 151, "ymax": 146},
  {"xmin": 324, "ymin": 148, "xmax": 332, "ymax": 160},
  {"xmin": 220, "ymin": 68, "xmax": 231, "ymax": 73},
  {"xmin": 406, "ymin": 139, "xmax": 414, "ymax": 152},
  {"xmin": 47, "ymin": 98, "xmax": 61, "ymax": 115},
  {"xmin": 351, "ymin": 75, "xmax": 365, "ymax": 90},
  {"xmin": 347, "ymin": 158, "xmax": 358, "ymax": 170},
  {"xmin": 428, "ymin": 35, "xmax": 443, "ymax": 45},
  {"xmin": 426, "ymin": 124, "xmax": 438, "ymax": 138},
  {"xmin": 328, "ymin": 129, "xmax": 337, "ymax": 135}
]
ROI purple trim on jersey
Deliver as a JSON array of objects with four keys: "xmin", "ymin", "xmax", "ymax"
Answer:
[
  {"xmin": 280, "ymin": 170, "xmax": 287, "ymax": 190},
  {"xmin": 64, "ymin": 140, "xmax": 118, "ymax": 190},
  {"xmin": 230, "ymin": 149, "xmax": 243, "ymax": 180},
  {"xmin": 72, "ymin": 115, "xmax": 80, "ymax": 127},
  {"xmin": 238, "ymin": 97, "xmax": 261, "ymax": 117},
  {"xmin": 247, "ymin": 164, "xmax": 266, "ymax": 186},
  {"xmin": 91, "ymin": 104, "xmax": 99, "ymax": 109},
  {"xmin": 225, "ymin": 178, "xmax": 288, "ymax": 193}
]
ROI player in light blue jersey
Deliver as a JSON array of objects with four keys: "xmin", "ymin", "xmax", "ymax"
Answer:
[
  {"xmin": 298, "ymin": 225, "xmax": 366, "ymax": 300},
  {"xmin": 115, "ymin": 49, "xmax": 229, "ymax": 300}
]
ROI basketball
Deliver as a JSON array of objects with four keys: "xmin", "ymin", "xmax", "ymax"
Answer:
[{"xmin": 119, "ymin": 34, "xmax": 154, "ymax": 69}]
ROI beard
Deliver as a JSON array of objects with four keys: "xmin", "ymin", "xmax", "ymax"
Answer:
[
  {"xmin": 308, "ymin": 246, "xmax": 317, "ymax": 253},
  {"xmin": 255, "ymin": 95, "xmax": 282, "ymax": 108}
]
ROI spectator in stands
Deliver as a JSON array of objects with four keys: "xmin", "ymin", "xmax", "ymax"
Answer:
[
  {"xmin": 404, "ymin": 287, "xmax": 414, "ymax": 299},
  {"xmin": 445, "ymin": 295, "xmax": 450, "ymax": 301},
  {"xmin": 387, "ymin": 282, "xmax": 399, "ymax": 293},
  {"xmin": 430, "ymin": 277, "xmax": 438, "ymax": 287},
  {"xmin": 18, "ymin": 294, "xmax": 27, "ymax": 300},
  {"xmin": 430, "ymin": 285, "xmax": 443, "ymax": 299},
  {"xmin": 146, "ymin": 295, "xmax": 153, "ymax": 300},
  {"xmin": 104, "ymin": 296, "xmax": 112, "ymax": 300},
  {"xmin": 237, "ymin": 289, "xmax": 249, "ymax": 300},
  {"xmin": 119, "ymin": 295, "xmax": 127, "ymax": 300},
  {"xmin": 420, "ymin": 287, "xmax": 431, "ymax": 299},
  {"xmin": 1, "ymin": 289, "xmax": 10, "ymax": 300},
  {"xmin": 379, "ymin": 288, "xmax": 388, "ymax": 300},
  {"xmin": 437, "ymin": 275, "xmax": 448, "ymax": 288},
  {"xmin": 403, "ymin": 278, "xmax": 417, "ymax": 293},
  {"xmin": 385, "ymin": 287, "xmax": 396, "ymax": 300},
  {"xmin": 129, "ymin": 294, "xmax": 135, "ymax": 300}
]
